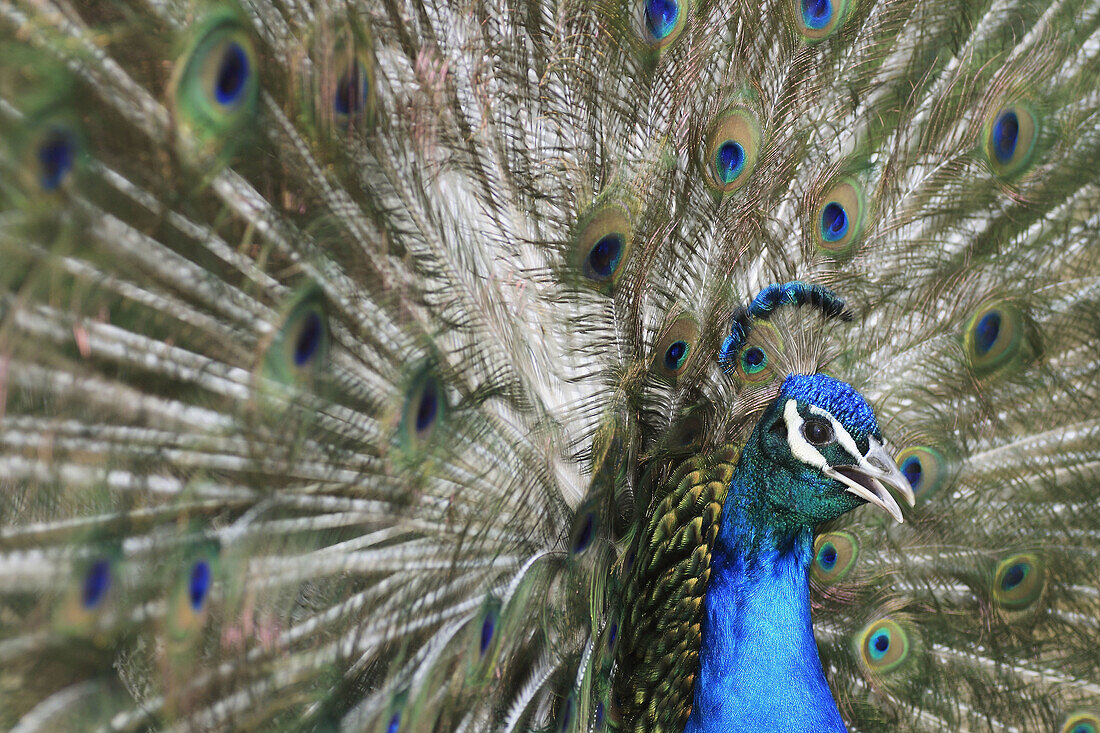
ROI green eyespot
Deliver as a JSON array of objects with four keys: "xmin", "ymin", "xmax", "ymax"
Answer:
[
  {"xmin": 813, "ymin": 178, "xmax": 866, "ymax": 256},
  {"xmin": 962, "ymin": 302, "xmax": 1031, "ymax": 376},
  {"xmin": 651, "ymin": 312, "xmax": 701, "ymax": 381},
  {"xmin": 166, "ymin": 545, "xmax": 220, "ymax": 644},
  {"xmin": 733, "ymin": 321, "xmax": 782, "ymax": 385},
  {"xmin": 992, "ymin": 553, "xmax": 1045, "ymax": 611},
  {"xmin": 812, "ymin": 531, "xmax": 859, "ymax": 584},
  {"xmin": 792, "ymin": 0, "xmax": 853, "ymax": 41},
  {"xmin": 400, "ymin": 368, "xmax": 447, "ymax": 454},
  {"xmin": 169, "ymin": 12, "xmax": 259, "ymax": 150},
  {"xmin": 984, "ymin": 102, "xmax": 1040, "ymax": 179},
  {"xmin": 56, "ymin": 552, "xmax": 119, "ymax": 636},
  {"xmin": 573, "ymin": 204, "xmax": 634, "ymax": 293},
  {"xmin": 857, "ymin": 617, "xmax": 910, "ymax": 674},
  {"xmin": 262, "ymin": 289, "xmax": 330, "ymax": 385},
  {"xmin": 702, "ymin": 107, "xmax": 762, "ymax": 194},
  {"xmin": 643, "ymin": 0, "xmax": 690, "ymax": 50},
  {"xmin": 895, "ymin": 446, "xmax": 948, "ymax": 500}
]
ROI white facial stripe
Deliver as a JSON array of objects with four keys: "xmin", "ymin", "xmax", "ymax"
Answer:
[
  {"xmin": 807, "ymin": 404, "xmax": 865, "ymax": 464},
  {"xmin": 784, "ymin": 400, "xmax": 827, "ymax": 469}
]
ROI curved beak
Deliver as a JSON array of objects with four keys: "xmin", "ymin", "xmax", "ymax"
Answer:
[{"xmin": 823, "ymin": 437, "xmax": 916, "ymax": 523}]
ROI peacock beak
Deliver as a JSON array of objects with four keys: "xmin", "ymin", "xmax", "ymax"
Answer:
[{"xmin": 823, "ymin": 437, "xmax": 916, "ymax": 523}]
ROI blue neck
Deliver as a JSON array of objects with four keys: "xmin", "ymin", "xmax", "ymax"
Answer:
[{"xmin": 684, "ymin": 470, "xmax": 847, "ymax": 733}]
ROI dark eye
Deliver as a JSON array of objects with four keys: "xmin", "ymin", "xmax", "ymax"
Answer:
[{"xmin": 802, "ymin": 419, "xmax": 833, "ymax": 445}]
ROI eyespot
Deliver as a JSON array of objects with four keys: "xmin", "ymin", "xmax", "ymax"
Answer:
[
  {"xmin": 702, "ymin": 107, "xmax": 762, "ymax": 193},
  {"xmin": 168, "ymin": 547, "xmax": 219, "ymax": 642},
  {"xmin": 802, "ymin": 418, "xmax": 834, "ymax": 445},
  {"xmin": 1061, "ymin": 712, "xmax": 1100, "ymax": 733},
  {"xmin": 572, "ymin": 205, "xmax": 633, "ymax": 293},
  {"xmin": 643, "ymin": 0, "xmax": 688, "ymax": 48},
  {"xmin": 984, "ymin": 103, "xmax": 1040, "ymax": 179},
  {"xmin": 963, "ymin": 302, "xmax": 1029, "ymax": 376},
  {"xmin": 292, "ymin": 311, "xmax": 324, "ymax": 366},
  {"xmin": 170, "ymin": 13, "xmax": 259, "ymax": 144},
  {"xmin": 334, "ymin": 58, "xmax": 370, "ymax": 116},
  {"xmin": 813, "ymin": 179, "xmax": 866, "ymax": 256},
  {"xmin": 731, "ymin": 322, "xmax": 782, "ymax": 385},
  {"xmin": 263, "ymin": 289, "xmax": 330, "ymax": 385},
  {"xmin": 992, "ymin": 553, "xmax": 1045, "ymax": 611},
  {"xmin": 895, "ymin": 446, "xmax": 948, "ymax": 499},
  {"xmin": 792, "ymin": 0, "xmax": 852, "ymax": 41},
  {"xmin": 56, "ymin": 553, "xmax": 119, "ymax": 635},
  {"xmin": 570, "ymin": 509, "xmax": 597, "ymax": 554},
  {"xmin": 401, "ymin": 370, "xmax": 447, "ymax": 452},
  {"xmin": 651, "ymin": 313, "xmax": 700, "ymax": 381},
  {"xmin": 812, "ymin": 531, "xmax": 858, "ymax": 583},
  {"xmin": 387, "ymin": 712, "xmax": 401, "ymax": 733},
  {"xmin": 36, "ymin": 126, "xmax": 78, "ymax": 191},
  {"xmin": 189, "ymin": 560, "xmax": 212, "ymax": 611},
  {"xmin": 81, "ymin": 559, "xmax": 112, "ymax": 609},
  {"xmin": 857, "ymin": 617, "xmax": 910, "ymax": 674}
]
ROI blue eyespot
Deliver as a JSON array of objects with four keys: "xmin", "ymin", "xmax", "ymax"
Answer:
[
  {"xmin": 992, "ymin": 554, "xmax": 1044, "ymax": 610},
  {"xmin": 189, "ymin": 560, "xmax": 212, "ymax": 610},
  {"xmin": 607, "ymin": 621, "xmax": 619, "ymax": 650},
  {"xmin": 858, "ymin": 617, "xmax": 910, "ymax": 672},
  {"xmin": 813, "ymin": 531, "xmax": 857, "ymax": 583},
  {"xmin": 992, "ymin": 111, "xmax": 1019, "ymax": 163},
  {"xmin": 572, "ymin": 512, "xmax": 595, "ymax": 553},
  {"xmin": 664, "ymin": 340, "xmax": 689, "ymax": 371},
  {"xmin": 416, "ymin": 381, "xmax": 439, "ymax": 434},
  {"xmin": 334, "ymin": 62, "xmax": 369, "ymax": 115},
  {"xmin": 595, "ymin": 703, "xmax": 605, "ymax": 728},
  {"xmin": 1072, "ymin": 724, "xmax": 1097, "ymax": 733},
  {"xmin": 802, "ymin": 0, "xmax": 832, "ymax": 29},
  {"xmin": 38, "ymin": 129, "xmax": 76, "ymax": 191},
  {"xmin": 1001, "ymin": 562, "xmax": 1027, "ymax": 591},
  {"xmin": 900, "ymin": 455, "xmax": 923, "ymax": 492},
  {"xmin": 387, "ymin": 712, "xmax": 401, "ymax": 733},
  {"xmin": 293, "ymin": 312, "xmax": 324, "ymax": 366},
  {"xmin": 587, "ymin": 234, "xmax": 624, "ymax": 279},
  {"xmin": 82, "ymin": 560, "xmax": 111, "ymax": 609},
  {"xmin": 820, "ymin": 202, "xmax": 849, "ymax": 242},
  {"xmin": 869, "ymin": 629, "xmax": 891, "ymax": 660},
  {"xmin": 479, "ymin": 615, "xmax": 495, "ymax": 655},
  {"xmin": 715, "ymin": 141, "xmax": 745, "ymax": 184},
  {"xmin": 214, "ymin": 43, "xmax": 250, "ymax": 106},
  {"xmin": 974, "ymin": 311, "xmax": 1001, "ymax": 355},
  {"xmin": 743, "ymin": 346, "xmax": 765, "ymax": 370},
  {"xmin": 645, "ymin": 0, "xmax": 681, "ymax": 40}
]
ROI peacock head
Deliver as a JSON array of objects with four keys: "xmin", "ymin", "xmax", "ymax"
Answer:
[{"xmin": 745, "ymin": 373, "xmax": 915, "ymax": 526}]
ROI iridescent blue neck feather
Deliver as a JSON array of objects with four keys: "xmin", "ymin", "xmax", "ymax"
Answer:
[{"xmin": 685, "ymin": 387, "xmax": 852, "ymax": 733}]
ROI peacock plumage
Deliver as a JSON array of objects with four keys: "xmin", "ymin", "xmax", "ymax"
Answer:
[{"xmin": 1, "ymin": 0, "xmax": 1098, "ymax": 729}]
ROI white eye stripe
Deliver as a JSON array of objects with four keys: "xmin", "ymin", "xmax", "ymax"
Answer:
[
  {"xmin": 807, "ymin": 404, "xmax": 865, "ymax": 465},
  {"xmin": 784, "ymin": 400, "xmax": 827, "ymax": 469}
]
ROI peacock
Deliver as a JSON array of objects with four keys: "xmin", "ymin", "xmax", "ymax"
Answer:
[{"xmin": 1, "ymin": 0, "xmax": 1098, "ymax": 729}]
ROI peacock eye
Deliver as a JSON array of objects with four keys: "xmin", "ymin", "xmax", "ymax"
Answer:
[{"xmin": 802, "ymin": 419, "xmax": 833, "ymax": 445}]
